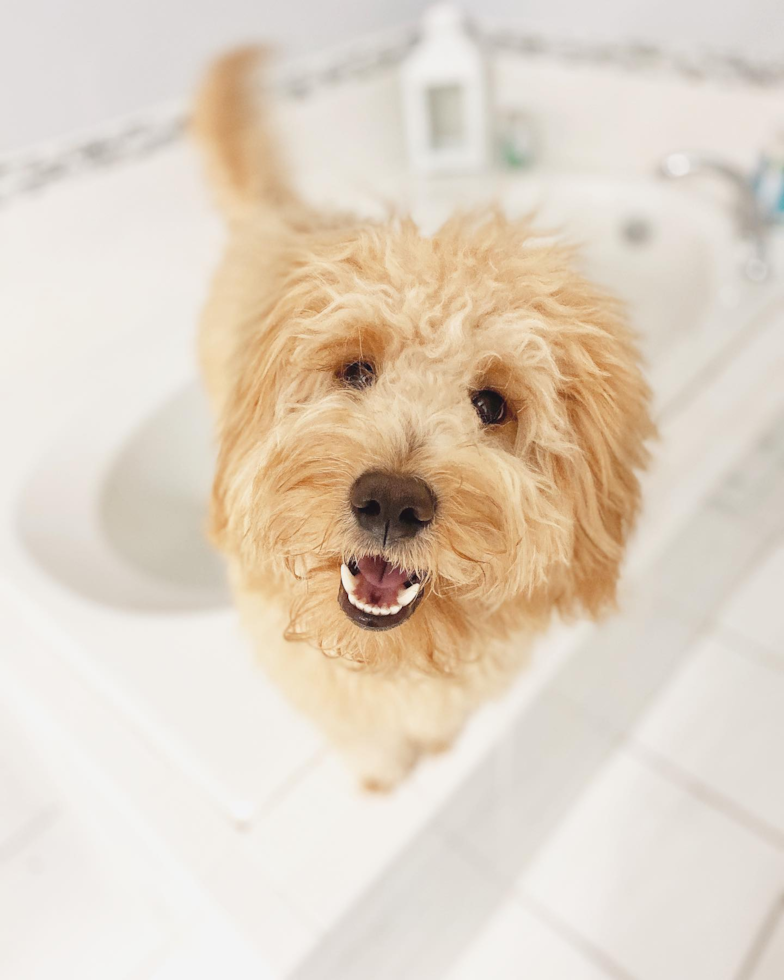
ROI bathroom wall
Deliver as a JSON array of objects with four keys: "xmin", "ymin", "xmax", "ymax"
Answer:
[{"xmin": 1, "ymin": 0, "xmax": 781, "ymax": 152}]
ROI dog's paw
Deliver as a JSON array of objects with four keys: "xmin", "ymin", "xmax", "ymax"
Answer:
[
  {"xmin": 342, "ymin": 738, "xmax": 420, "ymax": 793},
  {"xmin": 360, "ymin": 775, "xmax": 399, "ymax": 794},
  {"xmin": 422, "ymin": 738, "xmax": 453, "ymax": 756}
]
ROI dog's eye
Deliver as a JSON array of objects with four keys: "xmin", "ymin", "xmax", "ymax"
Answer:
[
  {"xmin": 338, "ymin": 361, "xmax": 376, "ymax": 389},
  {"xmin": 471, "ymin": 389, "xmax": 506, "ymax": 425}
]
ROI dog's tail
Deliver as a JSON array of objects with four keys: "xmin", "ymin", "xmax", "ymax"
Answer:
[{"xmin": 192, "ymin": 46, "xmax": 298, "ymax": 221}]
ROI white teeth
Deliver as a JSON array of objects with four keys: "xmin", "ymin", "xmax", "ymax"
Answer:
[
  {"xmin": 340, "ymin": 563, "xmax": 358, "ymax": 595},
  {"xmin": 341, "ymin": 563, "xmax": 422, "ymax": 618},
  {"xmin": 397, "ymin": 583, "xmax": 420, "ymax": 607},
  {"xmin": 345, "ymin": 589, "xmax": 401, "ymax": 617}
]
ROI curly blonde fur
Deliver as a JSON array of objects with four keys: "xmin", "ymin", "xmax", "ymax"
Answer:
[{"xmin": 193, "ymin": 48, "xmax": 654, "ymax": 789}]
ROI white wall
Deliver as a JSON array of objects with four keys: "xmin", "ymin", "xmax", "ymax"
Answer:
[
  {"xmin": 0, "ymin": 0, "xmax": 423, "ymax": 151},
  {"xmin": 1, "ymin": 0, "xmax": 781, "ymax": 152}
]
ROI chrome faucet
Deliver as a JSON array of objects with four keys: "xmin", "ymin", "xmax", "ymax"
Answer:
[{"xmin": 658, "ymin": 151, "xmax": 771, "ymax": 281}]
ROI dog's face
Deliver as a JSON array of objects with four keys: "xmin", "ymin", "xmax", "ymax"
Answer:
[{"xmin": 211, "ymin": 213, "xmax": 652, "ymax": 670}]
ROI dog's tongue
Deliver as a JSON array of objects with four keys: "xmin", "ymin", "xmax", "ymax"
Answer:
[{"xmin": 357, "ymin": 556, "xmax": 408, "ymax": 591}]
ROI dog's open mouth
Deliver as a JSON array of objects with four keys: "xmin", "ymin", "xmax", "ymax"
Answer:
[{"xmin": 338, "ymin": 557, "xmax": 424, "ymax": 631}]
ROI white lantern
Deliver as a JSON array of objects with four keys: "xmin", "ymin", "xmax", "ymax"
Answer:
[{"xmin": 401, "ymin": 4, "xmax": 489, "ymax": 175}]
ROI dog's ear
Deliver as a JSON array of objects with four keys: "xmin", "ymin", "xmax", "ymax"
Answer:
[
  {"xmin": 207, "ymin": 322, "xmax": 287, "ymax": 555},
  {"xmin": 555, "ymin": 310, "xmax": 654, "ymax": 618},
  {"xmin": 208, "ymin": 377, "xmax": 264, "ymax": 553},
  {"xmin": 203, "ymin": 232, "xmax": 339, "ymax": 557}
]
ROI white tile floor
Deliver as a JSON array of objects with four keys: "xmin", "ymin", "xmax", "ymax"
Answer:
[
  {"xmin": 635, "ymin": 632, "xmax": 784, "ymax": 842},
  {"xmin": 444, "ymin": 898, "xmax": 610, "ymax": 980},
  {"xmin": 0, "ymin": 719, "xmax": 168, "ymax": 980},
  {"xmin": 0, "ymin": 815, "xmax": 169, "ymax": 980},
  {"xmin": 524, "ymin": 752, "xmax": 784, "ymax": 980}
]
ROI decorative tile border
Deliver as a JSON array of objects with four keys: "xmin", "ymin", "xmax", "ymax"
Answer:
[
  {"xmin": 486, "ymin": 30, "xmax": 784, "ymax": 87},
  {"xmin": 2, "ymin": 25, "xmax": 783, "ymax": 206},
  {"xmin": 275, "ymin": 28, "xmax": 418, "ymax": 100},
  {"xmin": 0, "ymin": 111, "xmax": 186, "ymax": 205}
]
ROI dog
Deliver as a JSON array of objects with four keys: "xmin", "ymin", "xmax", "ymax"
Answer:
[{"xmin": 193, "ymin": 48, "xmax": 653, "ymax": 790}]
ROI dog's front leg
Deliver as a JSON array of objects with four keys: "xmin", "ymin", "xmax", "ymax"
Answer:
[{"xmin": 330, "ymin": 729, "xmax": 420, "ymax": 793}]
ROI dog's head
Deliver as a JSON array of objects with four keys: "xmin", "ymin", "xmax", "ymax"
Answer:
[{"xmin": 210, "ymin": 212, "xmax": 652, "ymax": 670}]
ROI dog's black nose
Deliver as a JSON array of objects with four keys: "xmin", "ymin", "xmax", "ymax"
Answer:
[{"xmin": 350, "ymin": 470, "xmax": 436, "ymax": 544}]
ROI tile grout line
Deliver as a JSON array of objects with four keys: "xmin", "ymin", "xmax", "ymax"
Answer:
[
  {"xmin": 516, "ymin": 891, "xmax": 638, "ymax": 980},
  {"xmin": 715, "ymin": 622, "xmax": 784, "ymax": 677},
  {"xmin": 440, "ymin": 817, "xmax": 637, "ymax": 980},
  {"xmin": 555, "ymin": 684, "xmax": 784, "ymax": 856},
  {"xmin": 433, "ymin": 727, "xmax": 632, "ymax": 980},
  {"xmin": 506, "ymin": 688, "xmax": 784, "ymax": 980},
  {"xmin": 627, "ymin": 741, "xmax": 784, "ymax": 853},
  {"xmin": 0, "ymin": 803, "xmax": 61, "ymax": 867},
  {"xmin": 734, "ymin": 892, "xmax": 784, "ymax": 980},
  {"xmin": 247, "ymin": 749, "xmax": 327, "ymax": 828},
  {"xmin": 388, "ymin": 832, "xmax": 514, "ymax": 980}
]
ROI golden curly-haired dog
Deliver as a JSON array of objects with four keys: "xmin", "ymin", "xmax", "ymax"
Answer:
[{"xmin": 194, "ymin": 48, "xmax": 653, "ymax": 789}]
